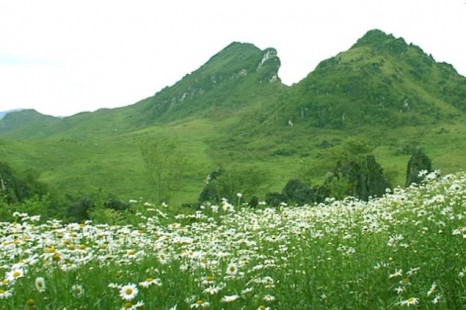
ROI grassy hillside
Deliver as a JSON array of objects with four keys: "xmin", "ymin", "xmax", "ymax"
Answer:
[{"xmin": 0, "ymin": 29, "xmax": 465, "ymax": 206}]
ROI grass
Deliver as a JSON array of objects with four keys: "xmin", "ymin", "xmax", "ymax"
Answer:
[
  {"xmin": 1, "ymin": 116, "xmax": 466, "ymax": 206},
  {"xmin": 0, "ymin": 170, "xmax": 465, "ymax": 309}
]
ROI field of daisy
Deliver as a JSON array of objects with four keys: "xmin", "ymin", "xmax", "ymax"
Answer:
[{"xmin": 0, "ymin": 170, "xmax": 465, "ymax": 309}]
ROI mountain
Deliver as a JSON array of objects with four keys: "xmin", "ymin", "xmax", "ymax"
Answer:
[
  {"xmin": 0, "ymin": 109, "xmax": 60, "ymax": 136},
  {"xmin": 0, "ymin": 109, "xmax": 23, "ymax": 120},
  {"xmin": 134, "ymin": 42, "xmax": 283, "ymax": 121},
  {"xmin": 278, "ymin": 29, "xmax": 465, "ymax": 128},
  {"xmin": 0, "ymin": 29, "xmax": 465, "ymax": 205}
]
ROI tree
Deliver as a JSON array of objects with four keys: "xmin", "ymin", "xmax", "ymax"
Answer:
[
  {"xmin": 198, "ymin": 166, "xmax": 272, "ymax": 204},
  {"xmin": 325, "ymin": 154, "xmax": 391, "ymax": 201},
  {"xmin": 140, "ymin": 137, "xmax": 189, "ymax": 203},
  {"xmin": 0, "ymin": 161, "xmax": 48, "ymax": 203},
  {"xmin": 405, "ymin": 148, "xmax": 433, "ymax": 186}
]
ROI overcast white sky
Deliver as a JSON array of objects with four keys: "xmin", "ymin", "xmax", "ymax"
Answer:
[{"xmin": 1, "ymin": 0, "xmax": 465, "ymax": 117}]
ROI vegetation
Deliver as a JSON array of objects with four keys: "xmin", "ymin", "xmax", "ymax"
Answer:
[
  {"xmin": 0, "ymin": 171, "xmax": 465, "ymax": 308},
  {"xmin": 0, "ymin": 28, "xmax": 465, "ymax": 307},
  {"xmin": 0, "ymin": 29, "xmax": 465, "ymax": 207}
]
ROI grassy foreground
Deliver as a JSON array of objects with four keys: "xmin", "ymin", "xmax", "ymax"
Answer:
[{"xmin": 0, "ymin": 171, "xmax": 465, "ymax": 309}]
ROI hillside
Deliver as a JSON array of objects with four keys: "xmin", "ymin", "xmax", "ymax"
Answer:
[
  {"xmin": 285, "ymin": 29, "xmax": 465, "ymax": 128},
  {"xmin": 0, "ymin": 29, "xmax": 465, "ymax": 206}
]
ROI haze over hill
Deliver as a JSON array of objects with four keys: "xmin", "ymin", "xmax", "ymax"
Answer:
[{"xmin": 1, "ymin": 29, "xmax": 465, "ymax": 206}]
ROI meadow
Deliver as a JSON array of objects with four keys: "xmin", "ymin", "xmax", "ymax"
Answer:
[{"xmin": 0, "ymin": 170, "xmax": 465, "ymax": 309}]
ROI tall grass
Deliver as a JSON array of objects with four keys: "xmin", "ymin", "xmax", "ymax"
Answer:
[{"xmin": 0, "ymin": 171, "xmax": 465, "ymax": 309}]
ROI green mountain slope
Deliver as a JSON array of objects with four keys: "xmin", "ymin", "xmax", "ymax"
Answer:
[
  {"xmin": 1, "ymin": 29, "xmax": 465, "ymax": 206},
  {"xmin": 278, "ymin": 29, "xmax": 465, "ymax": 129},
  {"xmin": 134, "ymin": 42, "xmax": 283, "ymax": 122}
]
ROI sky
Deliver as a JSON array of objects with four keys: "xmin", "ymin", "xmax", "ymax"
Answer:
[{"xmin": 1, "ymin": 0, "xmax": 465, "ymax": 117}]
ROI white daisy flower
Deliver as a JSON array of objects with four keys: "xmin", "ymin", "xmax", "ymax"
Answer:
[
  {"xmin": 119, "ymin": 283, "xmax": 138, "ymax": 301},
  {"xmin": 35, "ymin": 277, "xmax": 46, "ymax": 292}
]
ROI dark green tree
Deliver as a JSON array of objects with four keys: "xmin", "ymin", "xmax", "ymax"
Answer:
[
  {"xmin": 325, "ymin": 154, "xmax": 391, "ymax": 201},
  {"xmin": 405, "ymin": 148, "xmax": 433, "ymax": 186}
]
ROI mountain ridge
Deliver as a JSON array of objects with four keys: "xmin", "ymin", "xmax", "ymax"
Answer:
[{"xmin": 1, "ymin": 29, "xmax": 465, "ymax": 205}]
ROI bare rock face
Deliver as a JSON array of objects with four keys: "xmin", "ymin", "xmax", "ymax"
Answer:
[{"xmin": 405, "ymin": 149, "xmax": 433, "ymax": 186}]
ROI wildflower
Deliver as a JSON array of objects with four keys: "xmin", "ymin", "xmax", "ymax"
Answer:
[
  {"xmin": 394, "ymin": 286, "xmax": 404, "ymax": 294},
  {"xmin": 221, "ymin": 294, "xmax": 240, "ymax": 303},
  {"xmin": 0, "ymin": 288, "xmax": 13, "ymax": 299},
  {"xmin": 201, "ymin": 275, "xmax": 215, "ymax": 285},
  {"xmin": 158, "ymin": 252, "xmax": 170, "ymax": 264},
  {"xmin": 427, "ymin": 282, "xmax": 436, "ymax": 296},
  {"xmin": 190, "ymin": 299, "xmax": 210, "ymax": 308},
  {"xmin": 257, "ymin": 306, "xmax": 271, "ymax": 310},
  {"xmin": 263, "ymin": 294, "xmax": 275, "ymax": 302},
  {"xmin": 108, "ymin": 283, "xmax": 122, "ymax": 289},
  {"xmin": 121, "ymin": 301, "xmax": 144, "ymax": 309},
  {"xmin": 72, "ymin": 284, "xmax": 84, "ymax": 297},
  {"xmin": 6, "ymin": 268, "xmax": 24, "ymax": 282},
  {"xmin": 418, "ymin": 170, "xmax": 428, "ymax": 177},
  {"xmin": 35, "ymin": 277, "xmax": 46, "ymax": 292},
  {"xmin": 225, "ymin": 263, "xmax": 238, "ymax": 276},
  {"xmin": 119, "ymin": 283, "xmax": 138, "ymax": 301},
  {"xmin": 449, "ymin": 183, "xmax": 461, "ymax": 192},
  {"xmin": 30, "ymin": 215, "xmax": 41, "ymax": 222},
  {"xmin": 389, "ymin": 269, "xmax": 403, "ymax": 279},
  {"xmin": 241, "ymin": 287, "xmax": 254, "ymax": 295},
  {"xmin": 139, "ymin": 277, "xmax": 161, "ymax": 288},
  {"xmin": 203, "ymin": 286, "xmax": 221, "ymax": 295},
  {"xmin": 26, "ymin": 298, "xmax": 36, "ymax": 306},
  {"xmin": 406, "ymin": 267, "xmax": 420, "ymax": 276},
  {"xmin": 399, "ymin": 297, "xmax": 419, "ymax": 306},
  {"xmin": 432, "ymin": 295, "xmax": 441, "ymax": 304},
  {"xmin": 126, "ymin": 249, "xmax": 137, "ymax": 255}
]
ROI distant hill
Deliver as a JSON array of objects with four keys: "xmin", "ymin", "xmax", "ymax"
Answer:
[
  {"xmin": 0, "ymin": 109, "xmax": 60, "ymax": 137},
  {"xmin": 0, "ymin": 109, "xmax": 23, "ymax": 119},
  {"xmin": 1, "ymin": 29, "xmax": 465, "ymax": 205}
]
